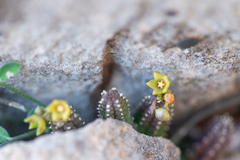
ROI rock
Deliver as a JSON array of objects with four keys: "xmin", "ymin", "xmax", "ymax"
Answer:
[
  {"xmin": 1, "ymin": 0, "xmax": 240, "ymax": 128},
  {"xmin": 0, "ymin": 0, "xmax": 140, "ymax": 121},
  {"xmin": 104, "ymin": 0, "xmax": 240, "ymax": 121},
  {"xmin": 0, "ymin": 118, "xmax": 180, "ymax": 160}
]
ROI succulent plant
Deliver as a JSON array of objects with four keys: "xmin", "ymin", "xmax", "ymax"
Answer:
[
  {"xmin": 145, "ymin": 72, "xmax": 175, "ymax": 122},
  {"xmin": 133, "ymin": 95, "xmax": 174, "ymax": 137},
  {"xmin": 24, "ymin": 114, "xmax": 46, "ymax": 136},
  {"xmin": 97, "ymin": 88, "xmax": 133, "ymax": 126},
  {"xmin": 24, "ymin": 100, "xmax": 84, "ymax": 135},
  {"xmin": 96, "ymin": 72, "xmax": 174, "ymax": 137},
  {"xmin": 191, "ymin": 114, "xmax": 235, "ymax": 160},
  {"xmin": 50, "ymin": 106, "xmax": 85, "ymax": 132},
  {"xmin": 46, "ymin": 99, "xmax": 71, "ymax": 122}
]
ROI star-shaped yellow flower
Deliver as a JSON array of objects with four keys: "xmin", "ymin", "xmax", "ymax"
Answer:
[
  {"xmin": 146, "ymin": 72, "xmax": 170, "ymax": 95},
  {"xmin": 24, "ymin": 115, "xmax": 46, "ymax": 136},
  {"xmin": 45, "ymin": 99, "xmax": 71, "ymax": 122}
]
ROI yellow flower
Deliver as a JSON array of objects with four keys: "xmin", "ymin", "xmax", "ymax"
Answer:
[
  {"xmin": 24, "ymin": 115, "xmax": 46, "ymax": 136},
  {"xmin": 146, "ymin": 72, "xmax": 170, "ymax": 95},
  {"xmin": 45, "ymin": 99, "xmax": 71, "ymax": 122}
]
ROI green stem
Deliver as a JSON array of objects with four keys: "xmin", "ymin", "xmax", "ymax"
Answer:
[
  {"xmin": 0, "ymin": 117, "xmax": 24, "ymax": 122},
  {"xmin": 0, "ymin": 98, "xmax": 28, "ymax": 112},
  {"xmin": 0, "ymin": 82, "xmax": 45, "ymax": 107},
  {"xmin": 171, "ymin": 95, "xmax": 240, "ymax": 145},
  {"xmin": 0, "ymin": 128, "xmax": 51, "ymax": 147},
  {"xmin": 0, "ymin": 130, "xmax": 36, "ymax": 147}
]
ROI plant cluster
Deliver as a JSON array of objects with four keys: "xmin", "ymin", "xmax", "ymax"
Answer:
[
  {"xmin": 0, "ymin": 61, "xmax": 236, "ymax": 160},
  {"xmin": 0, "ymin": 62, "xmax": 85, "ymax": 145},
  {"xmin": 0, "ymin": 61, "xmax": 175, "ymax": 146},
  {"xmin": 97, "ymin": 72, "xmax": 175, "ymax": 137}
]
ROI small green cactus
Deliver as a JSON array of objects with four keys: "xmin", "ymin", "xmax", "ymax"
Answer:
[{"xmin": 97, "ymin": 88, "xmax": 133, "ymax": 126}]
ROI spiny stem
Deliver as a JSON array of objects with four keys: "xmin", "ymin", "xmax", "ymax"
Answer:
[
  {"xmin": 171, "ymin": 95, "xmax": 240, "ymax": 145},
  {"xmin": 0, "ymin": 98, "xmax": 28, "ymax": 112},
  {"xmin": 0, "ymin": 82, "xmax": 45, "ymax": 107}
]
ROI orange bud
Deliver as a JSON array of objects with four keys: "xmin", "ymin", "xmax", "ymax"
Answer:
[{"xmin": 164, "ymin": 93, "xmax": 174, "ymax": 103}]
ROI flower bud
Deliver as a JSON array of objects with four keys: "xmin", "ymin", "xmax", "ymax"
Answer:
[
  {"xmin": 164, "ymin": 92, "xmax": 174, "ymax": 103},
  {"xmin": 34, "ymin": 106, "xmax": 45, "ymax": 116},
  {"xmin": 155, "ymin": 108, "xmax": 171, "ymax": 121}
]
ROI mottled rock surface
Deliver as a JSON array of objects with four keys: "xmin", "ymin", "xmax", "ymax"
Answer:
[
  {"xmin": 0, "ymin": 0, "xmax": 140, "ymax": 121},
  {"xmin": 105, "ymin": 0, "xmax": 240, "ymax": 121},
  {"xmin": 0, "ymin": 118, "xmax": 180, "ymax": 160},
  {"xmin": 0, "ymin": 0, "xmax": 240, "ymax": 124}
]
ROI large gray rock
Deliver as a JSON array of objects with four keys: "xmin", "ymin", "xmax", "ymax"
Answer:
[
  {"xmin": 0, "ymin": 0, "xmax": 140, "ymax": 121},
  {"xmin": 104, "ymin": 0, "xmax": 240, "ymax": 121},
  {"xmin": 0, "ymin": 118, "xmax": 180, "ymax": 160},
  {"xmin": 0, "ymin": 0, "xmax": 240, "ymax": 124}
]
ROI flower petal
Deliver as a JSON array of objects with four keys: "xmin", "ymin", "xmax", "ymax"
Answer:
[
  {"xmin": 36, "ymin": 119, "xmax": 46, "ymax": 136},
  {"xmin": 52, "ymin": 112, "xmax": 62, "ymax": 121},
  {"xmin": 163, "ymin": 75, "xmax": 170, "ymax": 86},
  {"xmin": 62, "ymin": 107, "xmax": 71, "ymax": 121},
  {"xmin": 162, "ymin": 87, "xmax": 169, "ymax": 94},
  {"xmin": 24, "ymin": 115, "xmax": 35, "ymax": 123},
  {"xmin": 154, "ymin": 72, "xmax": 164, "ymax": 80},
  {"xmin": 161, "ymin": 75, "xmax": 170, "ymax": 94},
  {"xmin": 152, "ymin": 88, "xmax": 163, "ymax": 95},
  {"xmin": 29, "ymin": 122, "xmax": 38, "ymax": 129},
  {"xmin": 45, "ymin": 100, "xmax": 57, "ymax": 112},
  {"xmin": 146, "ymin": 79, "xmax": 157, "ymax": 89}
]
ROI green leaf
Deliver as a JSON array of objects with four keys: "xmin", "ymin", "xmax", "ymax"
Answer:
[
  {"xmin": 0, "ymin": 126, "xmax": 11, "ymax": 143},
  {"xmin": 0, "ymin": 61, "xmax": 20, "ymax": 81}
]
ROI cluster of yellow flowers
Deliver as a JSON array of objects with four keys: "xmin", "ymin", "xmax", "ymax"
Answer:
[
  {"xmin": 24, "ymin": 100, "xmax": 71, "ymax": 136},
  {"xmin": 146, "ymin": 72, "xmax": 174, "ymax": 122}
]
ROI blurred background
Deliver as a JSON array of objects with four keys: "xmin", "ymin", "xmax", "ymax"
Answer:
[{"xmin": 0, "ymin": 0, "xmax": 240, "ymax": 159}]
